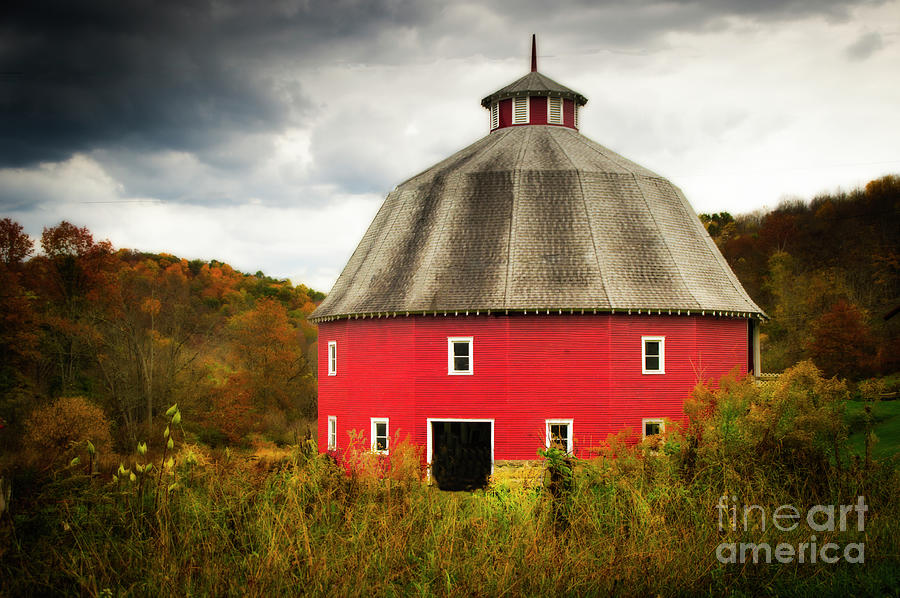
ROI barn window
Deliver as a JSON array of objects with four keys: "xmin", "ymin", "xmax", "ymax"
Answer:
[
  {"xmin": 448, "ymin": 337, "xmax": 474, "ymax": 375},
  {"xmin": 371, "ymin": 418, "xmax": 389, "ymax": 453},
  {"xmin": 545, "ymin": 419, "xmax": 573, "ymax": 453},
  {"xmin": 512, "ymin": 96, "xmax": 529, "ymax": 124},
  {"xmin": 327, "ymin": 416, "xmax": 337, "ymax": 450},
  {"xmin": 642, "ymin": 336, "xmax": 665, "ymax": 374},
  {"xmin": 547, "ymin": 97, "xmax": 563, "ymax": 124},
  {"xmin": 642, "ymin": 419, "xmax": 664, "ymax": 438},
  {"xmin": 328, "ymin": 341, "xmax": 337, "ymax": 375},
  {"xmin": 491, "ymin": 101, "xmax": 499, "ymax": 130}
]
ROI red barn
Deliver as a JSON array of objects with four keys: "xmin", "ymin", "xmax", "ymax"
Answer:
[{"xmin": 310, "ymin": 40, "xmax": 764, "ymax": 488}]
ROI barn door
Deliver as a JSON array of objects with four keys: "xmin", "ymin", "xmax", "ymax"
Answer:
[{"xmin": 430, "ymin": 420, "xmax": 492, "ymax": 491}]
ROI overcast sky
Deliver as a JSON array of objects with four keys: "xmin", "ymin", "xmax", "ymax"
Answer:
[{"xmin": 2, "ymin": 0, "xmax": 899, "ymax": 292}]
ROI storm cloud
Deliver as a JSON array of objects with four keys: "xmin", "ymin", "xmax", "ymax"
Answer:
[
  {"xmin": 1, "ymin": 0, "xmax": 898, "ymax": 290},
  {"xmin": 2, "ymin": 0, "xmax": 885, "ymax": 169},
  {"xmin": 0, "ymin": 0, "xmax": 435, "ymax": 168}
]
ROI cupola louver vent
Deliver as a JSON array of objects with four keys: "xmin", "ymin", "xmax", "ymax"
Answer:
[
  {"xmin": 548, "ymin": 97, "xmax": 562, "ymax": 124},
  {"xmin": 513, "ymin": 96, "xmax": 528, "ymax": 124}
]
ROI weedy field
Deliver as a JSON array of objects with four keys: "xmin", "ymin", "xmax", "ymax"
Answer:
[{"xmin": 1, "ymin": 363, "xmax": 899, "ymax": 597}]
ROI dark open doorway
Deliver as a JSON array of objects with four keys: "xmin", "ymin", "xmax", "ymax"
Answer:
[{"xmin": 429, "ymin": 420, "xmax": 492, "ymax": 491}]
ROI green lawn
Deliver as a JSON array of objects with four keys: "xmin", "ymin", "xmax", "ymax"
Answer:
[{"xmin": 845, "ymin": 399, "xmax": 900, "ymax": 460}]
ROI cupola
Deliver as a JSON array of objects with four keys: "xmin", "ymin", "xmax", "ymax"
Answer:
[{"xmin": 481, "ymin": 35, "xmax": 588, "ymax": 132}]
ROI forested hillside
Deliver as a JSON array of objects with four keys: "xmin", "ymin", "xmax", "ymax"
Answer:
[
  {"xmin": 701, "ymin": 174, "xmax": 900, "ymax": 377},
  {"xmin": 0, "ymin": 220, "xmax": 322, "ymax": 455},
  {"xmin": 1, "ymin": 175, "xmax": 897, "ymax": 457}
]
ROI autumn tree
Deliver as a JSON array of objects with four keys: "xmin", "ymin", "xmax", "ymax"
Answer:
[
  {"xmin": 709, "ymin": 176, "xmax": 899, "ymax": 376},
  {"xmin": 699, "ymin": 212, "xmax": 735, "ymax": 241},
  {"xmin": 90, "ymin": 255, "xmax": 218, "ymax": 440},
  {"xmin": 0, "ymin": 265, "xmax": 40, "ymax": 379},
  {"xmin": 0, "ymin": 218, "xmax": 33, "ymax": 267},
  {"xmin": 22, "ymin": 222, "xmax": 114, "ymax": 394},
  {"xmin": 0, "ymin": 220, "xmax": 38, "ymax": 451},
  {"xmin": 227, "ymin": 298, "xmax": 315, "ymax": 418},
  {"xmin": 0, "ymin": 220, "xmax": 39, "ymax": 374},
  {"xmin": 1, "ymin": 217, "xmax": 324, "ymax": 446},
  {"xmin": 807, "ymin": 300, "xmax": 876, "ymax": 379},
  {"xmin": 203, "ymin": 371, "xmax": 254, "ymax": 444}
]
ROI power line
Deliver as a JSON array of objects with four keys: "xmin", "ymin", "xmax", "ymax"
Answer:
[
  {"xmin": 78, "ymin": 200, "xmax": 163, "ymax": 204},
  {"xmin": 674, "ymin": 160, "xmax": 900, "ymax": 179}
]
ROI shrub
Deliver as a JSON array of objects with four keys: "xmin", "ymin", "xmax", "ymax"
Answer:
[
  {"xmin": 674, "ymin": 361, "xmax": 850, "ymax": 495},
  {"xmin": 23, "ymin": 396, "xmax": 113, "ymax": 469},
  {"xmin": 340, "ymin": 432, "xmax": 424, "ymax": 491}
]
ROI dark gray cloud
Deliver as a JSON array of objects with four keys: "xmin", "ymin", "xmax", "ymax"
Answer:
[
  {"xmin": 0, "ymin": 0, "xmax": 884, "ymax": 174},
  {"xmin": 423, "ymin": 0, "xmax": 883, "ymax": 55},
  {"xmin": 0, "ymin": 0, "xmax": 432, "ymax": 167},
  {"xmin": 845, "ymin": 31, "xmax": 884, "ymax": 60}
]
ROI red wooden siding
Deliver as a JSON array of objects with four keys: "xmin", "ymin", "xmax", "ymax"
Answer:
[
  {"xmin": 563, "ymin": 99, "xmax": 575, "ymax": 128},
  {"xmin": 529, "ymin": 96, "xmax": 548, "ymax": 125},
  {"xmin": 317, "ymin": 314, "xmax": 748, "ymax": 460},
  {"xmin": 493, "ymin": 97, "xmax": 578, "ymax": 131},
  {"xmin": 498, "ymin": 99, "xmax": 512, "ymax": 129}
]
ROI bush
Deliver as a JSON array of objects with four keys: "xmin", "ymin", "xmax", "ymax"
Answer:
[
  {"xmin": 674, "ymin": 361, "xmax": 851, "ymax": 496},
  {"xmin": 23, "ymin": 396, "xmax": 113, "ymax": 468}
]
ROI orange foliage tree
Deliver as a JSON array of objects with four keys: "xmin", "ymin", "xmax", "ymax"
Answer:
[
  {"xmin": 2, "ymin": 219, "xmax": 324, "ymax": 448},
  {"xmin": 807, "ymin": 300, "xmax": 876, "ymax": 379},
  {"xmin": 0, "ymin": 220, "xmax": 39, "ymax": 377},
  {"xmin": 204, "ymin": 371, "xmax": 255, "ymax": 444},
  {"xmin": 227, "ymin": 298, "xmax": 313, "ymax": 417},
  {"xmin": 0, "ymin": 218, "xmax": 33, "ymax": 267}
]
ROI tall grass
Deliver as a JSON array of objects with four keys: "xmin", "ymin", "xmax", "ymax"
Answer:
[{"xmin": 2, "ymin": 363, "xmax": 900, "ymax": 596}]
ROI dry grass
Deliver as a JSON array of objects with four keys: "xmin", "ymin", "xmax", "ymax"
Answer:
[{"xmin": 2, "ymin": 365, "xmax": 899, "ymax": 596}]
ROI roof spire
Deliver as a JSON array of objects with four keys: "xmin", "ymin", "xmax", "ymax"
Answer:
[{"xmin": 531, "ymin": 34, "xmax": 537, "ymax": 72}]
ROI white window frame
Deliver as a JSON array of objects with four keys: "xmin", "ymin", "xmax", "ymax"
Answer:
[
  {"xmin": 512, "ymin": 96, "xmax": 529, "ymax": 124},
  {"xmin": 545, "ymin": 419, "xmax": 574, "ymax": 453},
  {"xmin": 327, "ymin": 415, "xmax": 337, "ymax": 450},
  {"xmin": 574, "ymin": 104, "xmax": 578, "ymax": 128},
  {"xmin": 327, "ymin": 341, "xmax": 337, "ymax": 376},
  {"xmin": 448, "ymin": 336, "xmax": 474, "ymax": 375},
  {"xmin": 490, "ymin": 101, "xmax": 499, "ymax": 130},
  {"xmin": 547, "ymin": 96, "xmax": 563, "ymax": 125},
  {"xmin": 370, "ymin": 417, "xmax": 389, "ymax": 454},
  {"xmin": 641, "ymin": 336, "xmax": 665, "ymax": 374},
  {"xmin": 642, "ymin": 418, "xmax": 665, "ymax": 439}
]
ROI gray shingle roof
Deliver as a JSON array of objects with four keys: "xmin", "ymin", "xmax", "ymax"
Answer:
[
  {"xmin": 310, "ymin": 125, "xmax": 765, "ymax": 321},
  {"xmin": 480, "ymin": 71, "xmax": 588, "ymax": 108}
]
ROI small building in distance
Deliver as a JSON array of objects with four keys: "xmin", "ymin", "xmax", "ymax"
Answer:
[{"xmin": 309, "ymin": 38, "xmax": 764, "ymax": 489}]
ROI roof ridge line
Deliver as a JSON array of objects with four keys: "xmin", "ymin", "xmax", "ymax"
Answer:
[
  {"xmin": 630, "ymin": 172, "xmax": 703, "ymax": 309},
  {"xmin": 394, "ymin": 132, "xmax": 501, "ymax": 189},
  {"xmin": 546, "ymin": 127, "xmax": 613, "ymax": 310},
  {"xmin": 504, "ymin": 127, "xmax": 532, "ymax": 307},
  {"xmin": 564, "ymin": 129, "xmax": 662, "ymax": 177},
  {"xmin": 312, "ymin": 189, "xmax": 399, "ymax": 317},
  {"xmin": 674, "ymin": 185, "xmax": 767, "ymax": 316}
]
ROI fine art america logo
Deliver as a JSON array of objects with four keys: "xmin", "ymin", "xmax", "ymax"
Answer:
[{"xmin": 715, "ymin": 496, "xmax": 867, "ymax": 564}]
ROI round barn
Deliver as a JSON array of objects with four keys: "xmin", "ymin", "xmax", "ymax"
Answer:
[{"xmin": 309, "ymin": 39, "xmax": 765, "ymax": 489}]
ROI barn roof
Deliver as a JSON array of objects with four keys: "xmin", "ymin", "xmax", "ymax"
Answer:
[{"xmin": 310, "ymin": 124, "xmax": 765, "ymax": 322}]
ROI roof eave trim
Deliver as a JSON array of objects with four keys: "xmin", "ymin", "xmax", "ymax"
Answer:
[
  {"xmin": 308, "ymin": 307, "xmax": 768, "ymax": 323},
  {"xmin": 480, "ymin": 90, "xmax": 588, "ymax": 108}
]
